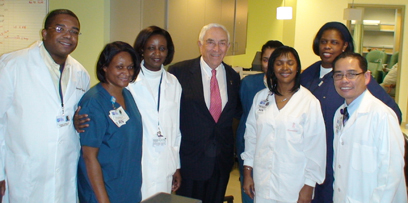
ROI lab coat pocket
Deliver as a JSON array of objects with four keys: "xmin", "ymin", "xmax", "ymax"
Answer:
[
  {"xmin": 277, "ymin": 162, "xmax": 304, "ymax": 199},
  {"xmin": 351, "ymin": 143, "xmax": 377, "ymax": 173},
  {"xmin": 285, "ymin": 116, "xmax": 304, "ymax": 145},
  {"xmin": 7, "ymin": 153, "xmax": 33, "ymax": 192},
  {"xmin": 167, "ymin": 152, "xmax": 177, "ymax": 176},
  {"xmin": 346, "ymin": 196, "xmax": 363, "ymax": 203}
]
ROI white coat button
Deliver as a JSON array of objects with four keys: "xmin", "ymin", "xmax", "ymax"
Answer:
[
  {"xmin": 338, "ymin": 188, "xmax": 341, "ymax": 192},
  {"xmin": 341, "ymin": 141, "xmax": 344, "ymax": 145},
  {"xmin": 338, "ymin": 165, "xmax": 341, "ymax": 169}
]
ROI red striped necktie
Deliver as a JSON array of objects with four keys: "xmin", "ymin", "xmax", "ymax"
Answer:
[{"xmin": 209, "ymin": 69, "xmax": 222, "ymax": 122}]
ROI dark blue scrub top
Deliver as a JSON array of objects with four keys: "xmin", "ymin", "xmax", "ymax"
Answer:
[{"xmin": 77, "ymin": 83, "xmax": 142, "ymax": 203}]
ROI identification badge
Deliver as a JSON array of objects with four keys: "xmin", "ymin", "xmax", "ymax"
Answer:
[
  {"xmin": 153, "ymin": 137, "xmax": 166, "ymax": 153},
  {"xmin": 56, "ymin": 114, "xmax": 70, "ymax": 128},
  {"xmin": 109, "ymin": 106, "xmax": 130, "ymax": 127},
  {"xmin": 257, "ymin": 99, "xmax": 269, "ymax": 113},
  {"xmin": 335, "ymin": 117, "xmax": 343, "ymax": 135}
]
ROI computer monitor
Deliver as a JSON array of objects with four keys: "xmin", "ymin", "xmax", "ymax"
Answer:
[
  {"xmin": 251, "ymin": 51, "xmax": 262, "ymax": 71},
  {"xmin": 141, "ymin": 193, "xmax": 202, "ymax": 203}
]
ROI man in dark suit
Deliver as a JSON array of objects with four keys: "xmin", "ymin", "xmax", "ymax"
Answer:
[{"xmin": 168, "ymin": 23, "xmax": 241, "ymax": 203}]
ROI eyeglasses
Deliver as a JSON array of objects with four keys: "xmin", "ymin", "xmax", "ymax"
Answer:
[
  {"xmin": 204, "ymin": 39, "xmax": 228, "ymax": 49},
  {"xmin": 48, "ymin": 26, "xmax": 81, "ymax": 36},
  {"xmin": 333, "ymin": 72, "xmax": 364, "ymax": 80}
]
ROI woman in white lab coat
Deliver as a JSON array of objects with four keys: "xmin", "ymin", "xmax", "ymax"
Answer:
[
  {"xmin": 130, "ymin": 26, "xmax": 182, "ymax": 200},
  {"xmin": 241, "ymin": 46, "xmax": 326, "ymax": 203}
]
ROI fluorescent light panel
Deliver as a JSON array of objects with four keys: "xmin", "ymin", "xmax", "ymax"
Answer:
[{"xmin": 277, "ymin": 7, "xmax": 292, "ymax": 20}]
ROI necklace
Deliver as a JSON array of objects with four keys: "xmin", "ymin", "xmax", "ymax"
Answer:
[{"xmin": 277, "ymin": 94, "xmax": 293, "ymax": 102}]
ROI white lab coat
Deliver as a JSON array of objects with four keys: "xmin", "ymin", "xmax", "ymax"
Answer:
[
  {"xmin": 241, "ymin": 86, "xmax": 326, "ymax": 202},
  {"xmin": 333, "ymin": 90, "xmax": 407, "ymax": 203},
  {"xmin": 0, "ymin": 41, "xmax": 90, "ymax": 202},
  {"xmin": 128, "ymin": 67, "xmax": 182, "ymax": 200}
]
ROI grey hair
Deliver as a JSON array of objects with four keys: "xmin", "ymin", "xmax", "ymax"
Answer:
[{"xmin": 198, "ymin": 23, "xmax": 230, "ymax": 44}]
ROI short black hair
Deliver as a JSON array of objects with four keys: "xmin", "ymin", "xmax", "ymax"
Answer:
[
  {"xmin": 261, "ymin": 40, "xmax": 284, "ymax": 59},
  {"xmin": 96, "ymin": 41, "xmax": 140, "ymax": 83},
  {"xmin": 44, "ymin": 9, "xmax": 80, "ymax": 29},
  {"xmin": 133, "ymin": 26, "xmax": 175, "ymax": 66},
  {"xmin": 333, "ymin": 52, "xmax": 368, "ymax": 72},
  {"xmin": 312, "ymin": 22, "xmax": 354, "ymax": 56},
  {"xmin": 266, "ymin": 46, "xmax": 301, "ymax": 96}
]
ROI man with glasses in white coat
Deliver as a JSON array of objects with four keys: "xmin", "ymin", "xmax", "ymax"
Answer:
[
  {"xmin": 0, "ymin": 9, "xmax": 89, "ymax": 202},
  {"xmin": 332, "ymin": 52, "xmax": 406, "ymax": 203}
]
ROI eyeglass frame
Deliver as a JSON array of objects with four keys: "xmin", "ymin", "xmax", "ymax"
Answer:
[
  {"xmin": 203, "ymin": 39, "xmax": 229, "ymax": 49},
  {"xmin": 332, "ymin": 72, "xmax": 365, "ymax": 81},
  {"xmin": 48, "ymin": 26, "xmax": 81, "ymax": 36}
]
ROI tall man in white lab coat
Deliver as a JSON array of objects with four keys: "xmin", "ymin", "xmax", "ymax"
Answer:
[
  {"xmin": 332, "ymin": 52, "xmax": 406, "ymax": 203},
  {"xmin": 0, "ymin": 9, "xmax": 90, "ymax": 202}
]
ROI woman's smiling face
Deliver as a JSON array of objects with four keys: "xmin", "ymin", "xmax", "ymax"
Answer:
[{"xmin": 319, "ymin": 29, "xmax": 348, "ymax": 68}]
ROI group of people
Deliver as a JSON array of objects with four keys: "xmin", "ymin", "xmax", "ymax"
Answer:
[
  {"xmin": 236, "ymin": 22, "xmax": 406, "ymax": 203},
  {"xmin": 0, "ymin": 8, "xmax": 406, "ymax": 203}
]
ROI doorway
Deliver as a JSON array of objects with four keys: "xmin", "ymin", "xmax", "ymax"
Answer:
[{"xmin": 346, "ymin": 4, "xmax": 404, "ymax": 100}]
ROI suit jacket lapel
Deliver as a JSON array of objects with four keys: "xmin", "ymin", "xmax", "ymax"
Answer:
[
  {"xmin": 189, "ymin": 58, "xmax": 213, "ymax": 120},
  {"xmin": 219, "ymin": 62, "xmax": 237, "ymax": 121}
]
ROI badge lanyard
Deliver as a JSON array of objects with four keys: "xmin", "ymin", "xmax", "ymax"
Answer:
[
  {"xmin": 259, "ymin": 91, "xmax": 272, "ymax": 108},
  {"xmin": 59, "ymin": 64, "xmax": 65, "ymax": 115},
  {"xmin": 56, "ymin": 64, "xmax": 70, "ymax": 128},
  {"xmin": 156, "ymin": 72, "xmax": 164, "ymax": 137},
  {"xmin": 111, "ymin": 96, "xmax": 117, "ymax": 109},
  {"xmin": 141, "ymin": 68, "xmax": 164, "ymax": 138}
]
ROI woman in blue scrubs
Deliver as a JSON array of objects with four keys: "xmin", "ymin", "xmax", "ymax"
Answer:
[
  {"xmin": 300, "ymin": 22, "xmax": 401, "ymax": 203},
  {"xmin": 77, "ymin": 41, "xmax": 143, "ymax": 202}
]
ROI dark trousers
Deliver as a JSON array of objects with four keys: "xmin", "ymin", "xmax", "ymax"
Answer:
[
  {"xmin": 177, "ymin": 162, "xmax": 230, "ymax": 203},
  {"xmin": 312, "ymin": 173, "xmax": 334, "ymax": 203}
]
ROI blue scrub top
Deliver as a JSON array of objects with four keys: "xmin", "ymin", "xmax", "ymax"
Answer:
[
  {"xmin": 236, "ymin": 73, "xmax": 266, "ymax": 167},
  {"xmin": 300, "ymin": 61, "xmax": 401, "ymax": 203},
  {"xmin": 77, "ymin": 83, "xmax": 143, "ymax": 203}
]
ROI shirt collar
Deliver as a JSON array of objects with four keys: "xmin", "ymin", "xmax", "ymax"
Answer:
[
  {"xmin": 344, "ymin": 89, "xmax": 367, "ymax": 117},
  {"xmin": 319, "ymin": 64, "xmax": 332, "ymax": 79},
  {"xmin": 200, "ymin": 56, "xmax": 223, "ymax": 77},
  {"xmin": 140, "ymin": 60, "xmax": 164, "ymax": 77}
]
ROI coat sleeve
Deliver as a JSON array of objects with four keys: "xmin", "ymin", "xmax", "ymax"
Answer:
[
  {"xmin": 0, "ymin": 58, "xmax": 14, "ymax": 180},
  {"xmin": 240, "ymin": 92, "xmax": 260, "ymax": 167},
  {"xmin": 302, "ymin": 96, "xmax": 327, "ymax": 187},
  {"xmin": 371, "ymin": 112, "xmax": 406, "ymax": 202}
]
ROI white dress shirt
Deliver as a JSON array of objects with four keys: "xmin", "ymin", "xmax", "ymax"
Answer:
[{"xmin": 200, "ymin": 57, "xmax": 228, "ymax": 110}]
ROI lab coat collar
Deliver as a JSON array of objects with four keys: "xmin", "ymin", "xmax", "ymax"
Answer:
[{"xmin": 341, "ymin": 89, "xmax": 371, "ymax": 130}]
